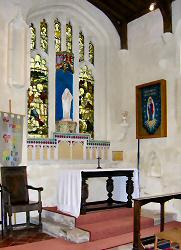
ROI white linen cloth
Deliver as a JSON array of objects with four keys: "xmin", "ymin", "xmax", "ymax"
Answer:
[
  {"xmin": 113, "ymin": 168, "xmax": 139, "ymax": 201},
  {"xmin": 57, "ymin": 168, "xmax": 139, "ymax": 218},
  {"xmin": 57, "ymin": 170, "xmax": 82, "ymax": 218}
]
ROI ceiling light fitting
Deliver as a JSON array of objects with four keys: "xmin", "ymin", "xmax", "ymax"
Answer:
[{"xmin": 149, "ymin": 2, "xmax": 156, "ymax": 11}]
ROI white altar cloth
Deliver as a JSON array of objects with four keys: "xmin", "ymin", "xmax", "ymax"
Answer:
[{"xmin": 57, "ymin": 168, "xmax": 139, "ymax": 218}]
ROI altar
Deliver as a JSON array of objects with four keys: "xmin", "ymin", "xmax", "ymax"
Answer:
[{"xmin": 57, "ymin": 168, "xmax": 139, "ymax": 218}]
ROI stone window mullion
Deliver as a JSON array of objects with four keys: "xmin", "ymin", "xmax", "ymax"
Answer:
[
  {"xmin": 61, "ymin": 20, "xmax": 67, "ymax": 51},
  {"xmin": 48, "ymin": 17, "xmax": 56, "ymax": 136}
]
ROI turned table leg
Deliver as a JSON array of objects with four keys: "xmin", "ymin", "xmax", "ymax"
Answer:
[
  {"xmin": 80, "ymin": 177, "xmax": 88, "ymax": 214},
  {"xmin": 126, "ymin": 175, "xmax": 134, "ymax": 208},
  {"xmin": 106, "ymin": 176, "xmax": 114, "ymax": 205}
]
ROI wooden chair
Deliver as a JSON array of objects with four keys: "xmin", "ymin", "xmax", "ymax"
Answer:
[
  {"xmin": 1, "ymin": 166, "xmax": 43, "ymax": 233},
  {"xmin": 0, "ymin": 184, "xmax": 3, "ymax": 237}
]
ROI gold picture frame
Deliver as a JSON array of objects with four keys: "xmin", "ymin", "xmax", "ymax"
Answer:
[{"xmin": 136, "ymin": 79, "xmax": 167, "ymax": 139}]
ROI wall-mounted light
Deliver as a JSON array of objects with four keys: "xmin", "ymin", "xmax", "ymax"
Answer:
[{"xmin": 149, "ymin": 2, "xmax": 156, "ymax": 11}]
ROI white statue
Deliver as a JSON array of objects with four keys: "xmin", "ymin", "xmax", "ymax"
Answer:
[{"xmin": 62, "ymin": 88, "xmax": 73, "ymax": 121}]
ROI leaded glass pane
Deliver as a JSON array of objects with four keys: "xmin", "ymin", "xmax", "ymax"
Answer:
[
  {"xmin": 54, "ymin": 18, "xmax": 61, "ymax": 52},
  {"xmin": 79, "ymin": 31, "xmax": 84, "ymax": 62},
  {"xmin": 40, "ymin": 19, "xmax": 48, "ymax": 53},
  {"xmin": 28, "ymin": 54, "xmax": 48, "ymax": 138},
  {"xmin": 66, "ymin": 22, "xmax": 72, "ymax": 53},
  {"xmin": 79, "ymin": 66, "xmax": 94, "ymax": 138},
  {"xmin": 89, "ymin": 41, "xmax": 94, "ymax": 65},
  {"xmin": 30, "ymin": 23, "xmax": 36, "ymax": 50}
]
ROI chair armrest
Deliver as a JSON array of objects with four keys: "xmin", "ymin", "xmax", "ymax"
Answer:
[
  {"xmin": 1, "ymin": 185, "xmax": 10, "ymax": 193},
  {"xmin": 1, "ymin": 185, "xmax": 11, "ymax": 205},
  {"xmin": 27, "ymin": 185, "xmax": 43, "ymax": 203},
  {"xmin": 27, "ymin": 185, "xmax": 43, "ymax": 192}
]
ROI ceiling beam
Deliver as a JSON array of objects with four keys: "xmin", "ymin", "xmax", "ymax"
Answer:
[
  {"xmin": 119, "ymin": 22, "xmax": 128, "ymax": 50},
  {"xmin": 87, "ymin": 0, "xmax": 127, "ymax": 49},
  {"xmin": 103, "ymin": 0, "xmax": 131, "ymax": 17},
  {"xmin": 86, "ymin": 0, "xmax": 175, "ymax": 50},
  {"xmin": 117, "ymin": 0, "xmax": 137, "ymax": 12},
  {"xmin": 158, "ymin": 0, "xmax": 173, "ymax": 33},
  {"xmin": 87, "ymin": 0, "xmax": 125, "ymax": 21}
]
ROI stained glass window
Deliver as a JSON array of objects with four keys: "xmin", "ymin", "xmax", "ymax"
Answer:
[
  {"xmin": 66, "ymin": 22, "xmax": 72, "ymax": 53},
  {"xmin": 79, "ymin": 66, "xmax": 94, "ymax": 138},
  {"xmin": 79, "ymin": 31, "xmax": 84, "ymax": 62},
  {"xmin": 54, "ymin": 18, "xmax": 61, "ymax": 52},
  {"xmin": 89, "ymin": 41, "xmax": 94, "ymax": 65},
  {"xmin": 30, "ymin": 23, "xmax": 36, "ymax": 50},
  {"xmin": 40, "ymin": 19, "xmax": 48, "ymax": 53},
  {"xmin": 28, "ymin": 54, "xmax": 48, "ymax": 138}
]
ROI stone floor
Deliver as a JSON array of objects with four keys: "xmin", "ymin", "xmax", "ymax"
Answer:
[
  {"xmin": 0, "ymin": 227, "xmax": 134, "ymax": 249},
  {"xmin": 0, "ymin": 228, "xmax": 53, "ymax": 248}
]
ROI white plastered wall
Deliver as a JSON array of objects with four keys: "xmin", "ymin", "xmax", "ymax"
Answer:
[{"xmin": 108, "ymin": 0, "xmax": 181, "ymax": 219}]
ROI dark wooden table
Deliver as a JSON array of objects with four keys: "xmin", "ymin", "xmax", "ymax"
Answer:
[
  {"xmin": 80, "ymin": 169, "xmax": 134, "ymax": 214},
  {"xmin": 133, "ymin": 192, "xmax": 181, "ymax": 250}
]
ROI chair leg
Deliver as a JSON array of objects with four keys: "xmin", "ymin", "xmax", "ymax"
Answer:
[
  {"xmin": 26, "ymin": 211, "xmax": 30, "ymax": 226},
  {"xmin": 3, "ymin": 211, "xmax": 7, "ymax": 233},
  {"xmin": 154, "ymin": 236, "xmax": 158, "ymax": 250},
  {"xmin": 8, "ymin": 212, "xmax": 13, "ymax": 234},
  {"xmin": 38, "ymin": 210, "xmax": 42, "ymax": 228}
]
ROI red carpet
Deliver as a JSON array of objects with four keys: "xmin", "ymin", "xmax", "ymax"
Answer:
[
  {"xmin": 76, "ymin": 208, "xmax": 154, "ymax": 241},
  {"xmin": 2, "ymin": 222, "xmax": 181, "ymax": 250},
  {"xmin": 3, "ymin": 207, "xmax": 181, "ymax": 250}
]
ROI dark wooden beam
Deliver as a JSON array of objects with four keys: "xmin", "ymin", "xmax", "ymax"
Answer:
[
  {"xmin": 103, "ymin": 0, "xmax": 131, "ymax": 18},
  {"xmin": 158, "ymin": 0, "xmax": 173, "ymax": 33},
  {"xmin": 117, "ymin": 0, "xmax": 137, "ymax": 12},
  {"xmin": 87, "ymin": 0, "xmax": 125, "ymax": 21},
  {"xmin": 86, "ymin": 0, "xmax": 175, "ymax": 49},
  {"xmin": 114, "ymin": 21, "xmax": 128, "ymax": 50},
  {"xmin": 120, "ymin": 22, "xmax": 128, "ymax": 50},
  {"xmin": 87, "ymin": 0, "xmax": 126, "ymax": 49}
]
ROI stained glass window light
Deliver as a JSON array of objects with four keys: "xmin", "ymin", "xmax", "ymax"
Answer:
[
  {"xmin": 30, "ymin": 23, "xmax": 36, "ymax": 50},
  {"xmin": 54, "ymin": 18, "xmax": 61, "ymax": 52},
  {"xmin": 79, "ymin": 65, "xmax": 94, "ymax": 138},
  {"xmin": 40, "ymin": 19, "xmax": 48, "ymax": 53},
  {"xmin": 66, "ymin": 22, "xmax": 72, "ymax": 53},
  {"xmin": 79, "ymin": 31, "xmax": 84, "ymax": 62},
  {"xmin": 28, "ymin": 54, "xmax": 48, "ymax": 138},
  {"xmin": 89, "ymin": 41, "xmax": 94, "ymax": 65}
]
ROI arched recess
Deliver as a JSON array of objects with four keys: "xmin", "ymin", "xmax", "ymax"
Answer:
[{"xmin": 26, "ymin": 0, "xmax": 120, "ymax": 139}]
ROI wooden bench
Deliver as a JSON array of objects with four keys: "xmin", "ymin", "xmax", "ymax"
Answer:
[{"xmin": 133, "ymin": 192, "xmax": 181, "ymax": 250}]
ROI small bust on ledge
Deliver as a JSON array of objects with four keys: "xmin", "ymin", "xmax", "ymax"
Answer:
[{"xmin": 121, "ymin": 111, "xmax": 128, "ymax": 125}]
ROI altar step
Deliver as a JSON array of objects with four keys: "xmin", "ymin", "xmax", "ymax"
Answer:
[
  {"xmin": 33, "ymin": 206, "xmax": 179, "ymax": 246},
  {"xmin": 37, "ymin": 207, "xmax": 153, "ymax": 243},
  {"xmin": 76, "ymin": 208, "xmax": 153, "ymax": 241}
]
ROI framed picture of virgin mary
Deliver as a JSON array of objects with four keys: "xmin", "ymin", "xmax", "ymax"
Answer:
[{"xmin": 136, "ymin": 79, "xmax": 167, "ymax": 139}]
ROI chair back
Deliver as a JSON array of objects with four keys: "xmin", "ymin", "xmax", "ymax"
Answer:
[{"xmin": 1, "ymin": 166, "xmax": 29, "ymax": 205}]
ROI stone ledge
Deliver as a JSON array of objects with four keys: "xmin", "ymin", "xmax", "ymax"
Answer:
[
  {"xmin": 141, "ymin": 209, "xmax": 177, "ymax": 225},
  {"xmin": 67, "ymin": 227, "xmax": 90, "ymax": 243},
  {"xmin": 31, "ymin": 216, "xmax": 90, "ymax": 243}
]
